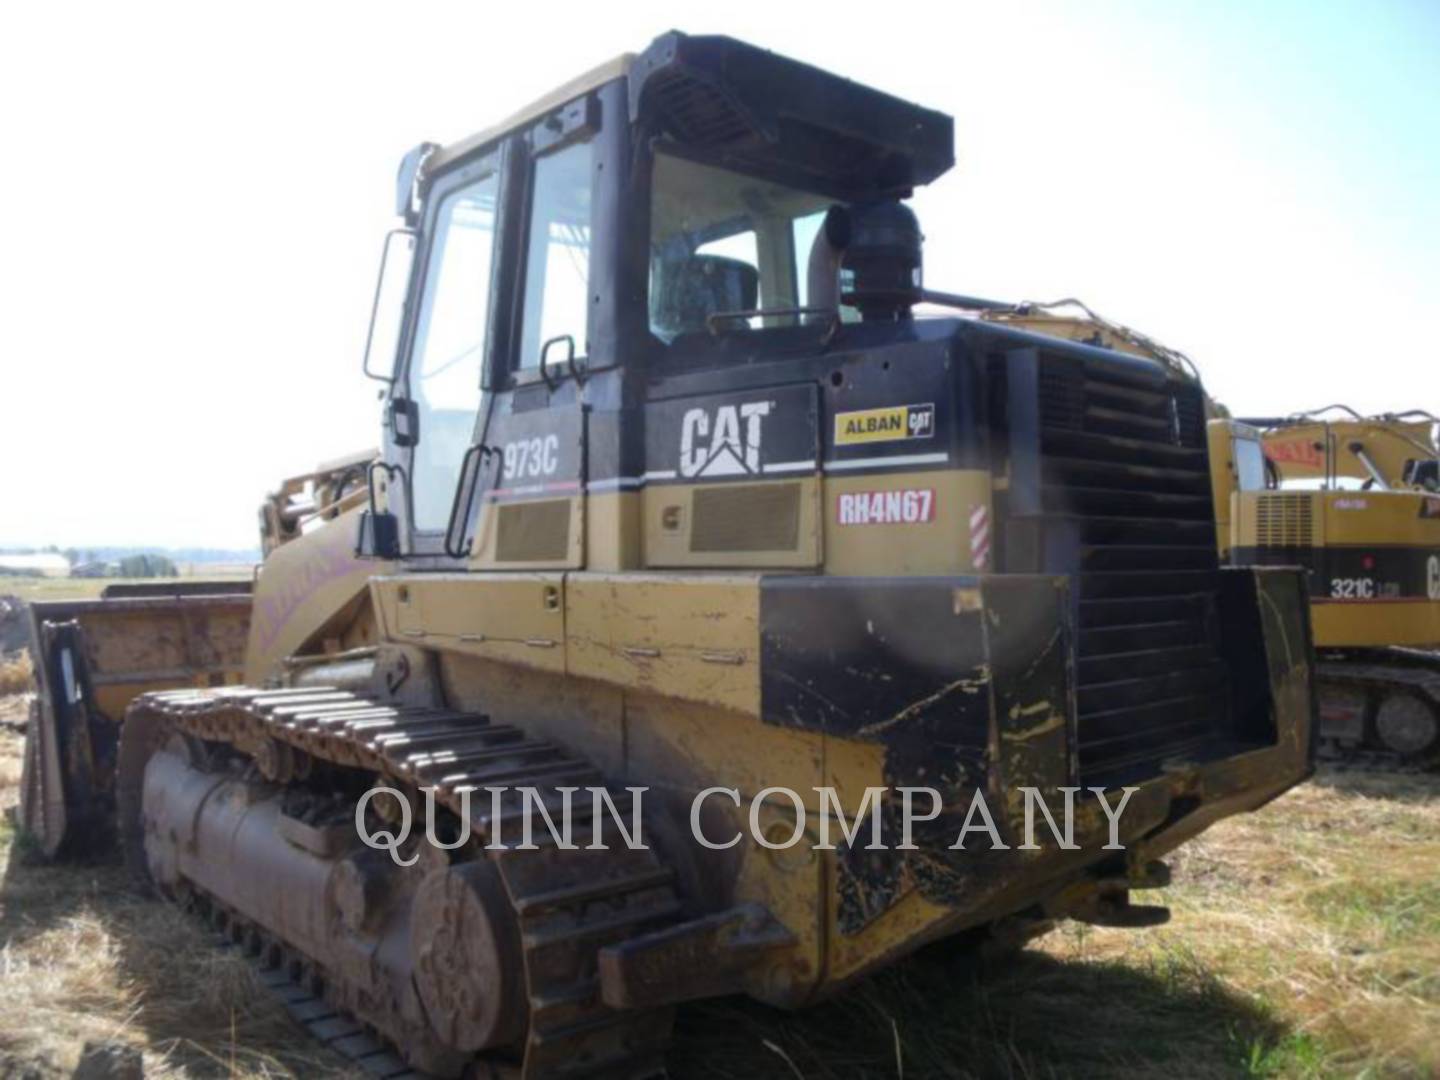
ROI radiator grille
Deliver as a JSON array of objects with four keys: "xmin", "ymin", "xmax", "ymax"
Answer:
[
  {"xmin": 691, "ymin": 483, "xmax": 801, "ymax": 552},
  {"xmin": 495, "ymin": 499, "xmax": 571, "ymax": 562},
  {"xmin": 1255, "ymin": 493, "xmax": 1314, "ymax": 548},
  {"xmin": 1028, "ymin": 352, "xmax": 1230, "ymax": 786}
]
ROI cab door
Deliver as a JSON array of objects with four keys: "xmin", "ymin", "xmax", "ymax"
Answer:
[
  {"xmin": 386, "ymin": 148, "xmax": 504, "ymax": 559},
  {"xmin": 466, "ymin": 98, "xmax": 598, "ymax": 571}
]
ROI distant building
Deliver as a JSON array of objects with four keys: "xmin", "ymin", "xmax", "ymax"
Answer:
[{"xmin": 0, "ymin": 553, "xmax": 70, "ymax": 577}]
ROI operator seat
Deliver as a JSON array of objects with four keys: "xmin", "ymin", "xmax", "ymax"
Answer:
[
  {"xmin": 653, "ymin": 254, "xmax": 759, "ymax": 338},
  {"xmin": 1403, "ymin": 459, "xmax": 1440, "ymax": 492}
]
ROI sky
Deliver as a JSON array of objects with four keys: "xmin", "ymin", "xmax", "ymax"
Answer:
[{"xmin": 1, "ymin": 1, "xmax": 1437, "ymax": 548}]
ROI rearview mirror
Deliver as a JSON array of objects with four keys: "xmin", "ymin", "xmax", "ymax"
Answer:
[{"xmin": 389, "ymin": 397, "xmax": 420, "ymax": 448}]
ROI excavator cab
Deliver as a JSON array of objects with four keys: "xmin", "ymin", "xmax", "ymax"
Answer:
[
  {"xmin": 1403, "ymin": 458, "xmax": 1440, "ymax": 492},
  {"xmin": 1207, "ymin": 419, "xmax": 1270, "ymax": 558}
]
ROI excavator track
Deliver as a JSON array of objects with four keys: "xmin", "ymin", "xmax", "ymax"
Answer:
[
  {"xmin": 118, "ymin": 687, "xmax": 681, "ymax": 1079},
  {"xmin": 1316, "ymin": 650, "xmax": 1440, "ymax": 769}
]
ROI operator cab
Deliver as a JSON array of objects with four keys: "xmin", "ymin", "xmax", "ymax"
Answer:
[
  {"xmin": 1403, "ymin": 459, "xmax": 1440, "ymax": 492},
  {"xmin": 358, "ymin": 31, "xmax": 958, "ymax": 569}
]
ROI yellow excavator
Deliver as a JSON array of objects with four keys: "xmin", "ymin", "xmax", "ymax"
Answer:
[
  {"xmin": 20, "ymin": 32, "xmax": 1317, "ymax": 1078},
  {"xmin": 1211, "ymin": 408, "xmax": 1440, "ymax": 762}
]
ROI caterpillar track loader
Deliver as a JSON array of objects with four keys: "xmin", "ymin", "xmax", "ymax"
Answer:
[
  {"xmin": 21, "ymin": 32, "xmax": 1317, "ymax": 1078},
  {"xmin": 1210, "ymin": 408, "xmax": 1440, "ymax": 764}
]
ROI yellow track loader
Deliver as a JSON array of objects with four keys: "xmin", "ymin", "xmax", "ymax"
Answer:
[{"xmin": 21, "ymin": 32, "xmax": 1317, "ymax": 1078}]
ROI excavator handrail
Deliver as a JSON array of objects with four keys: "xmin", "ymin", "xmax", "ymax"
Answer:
[
  {"xmin": 1237, "ymin": 407, "xmax": 1439, "ymax": 489},
  {"xmin": 1240, "ymin": 405, "xmax": 1440, "ymax": 429},
  {"xmin": 973, "ymin": 295, "xmax": 1203, "ymax": 383}
]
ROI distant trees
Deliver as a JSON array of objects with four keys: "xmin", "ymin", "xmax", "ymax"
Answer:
[
  {"xmin": 7, "ymin": 547, "xmax": 201, "ymax": 579},
  {"xmin": 115, "ymin": 554, "xmax": 179, "ymax": 578}
]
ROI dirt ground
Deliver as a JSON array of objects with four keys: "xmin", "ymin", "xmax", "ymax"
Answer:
[{"xmin": 1, "ymin": 692, "xmax": 1436, "ymax": 1079}]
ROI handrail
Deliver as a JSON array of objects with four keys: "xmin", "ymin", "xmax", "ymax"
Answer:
[{"xmin": 443, "ymin": 443, "xmax": 499, "ymax": 559}]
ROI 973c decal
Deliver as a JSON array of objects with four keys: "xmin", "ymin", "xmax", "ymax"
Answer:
[
  {"xmin": 837, "ymin": 489, "xmax": 935, "ymax": 525},
  {"xmin": 834, "ymin": 403, "xmax": 935, "ymax": 445}
]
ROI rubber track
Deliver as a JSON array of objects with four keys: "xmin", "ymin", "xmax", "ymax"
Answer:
[{"xmin": 130, "ymin": 686, "xmax": 679, "ymax": 1079}]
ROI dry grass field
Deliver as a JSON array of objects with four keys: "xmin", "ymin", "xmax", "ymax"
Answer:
[
  {"xmin": 1, "ymin": 576, "xmax": 131, "ymax": 604},
  {"xmin": 0, "ymin": 652, "xmax": 30, "ymax": 698},
  {"xmin": 0, "ymin": 690, "xmax": 1435, "ymax": 1079},
  {"xmin": 0, "ymin": 571, "xmax": 254, "ymax": 606}
]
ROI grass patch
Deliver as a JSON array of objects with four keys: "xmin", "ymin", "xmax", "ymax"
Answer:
[
  {"xmin": 1304, "ymin": 878, "xmax": 1440, "ymax": 946},
  {"xmin": 1245, "ymin": 1031, "xmax": 1330, "ymax": 1079},
  {"xmin": 0, "ymin": 575, "xmax": 117, "ymax": 603},
  {"xmin": 673, "ymin": 941, "xmax": 1292, "ymax": 1079},
  {"xmin": 0, "ymin": 651, "xmax": 31, "ymax": 697}
]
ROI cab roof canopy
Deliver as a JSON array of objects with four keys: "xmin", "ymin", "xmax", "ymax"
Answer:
[
  {"xmin": 429, "ymin": 32, "xmax": 954, "ymax": 203},
  {"xmin": 630, "ymin": 32, "xmax": 955, "ymax": 201}
]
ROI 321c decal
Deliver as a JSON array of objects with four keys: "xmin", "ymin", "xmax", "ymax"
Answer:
[{"xmin": 1330, "ymin": 577, "xmax": 1375, "ymax": 600}]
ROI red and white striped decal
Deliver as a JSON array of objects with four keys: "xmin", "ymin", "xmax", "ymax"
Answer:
[{"xmin": 969, "ymin": 504, "xmax": 991, "ymax": 570}]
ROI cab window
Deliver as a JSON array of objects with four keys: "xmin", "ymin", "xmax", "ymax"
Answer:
[
  {"xmin": 517, "ymin": 139, "xmax": 593, "ymax": 369},
  {"xmin": 405, "ymin": 171, "xmax": 499, "ymax": 531},
  {"xmin": 1234, "ymin": 436, "xmax": 1267, "ymax": 491},
  {"xmin": 649, "ymin": 150, "xmax": 831, "ymax": 341}
]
